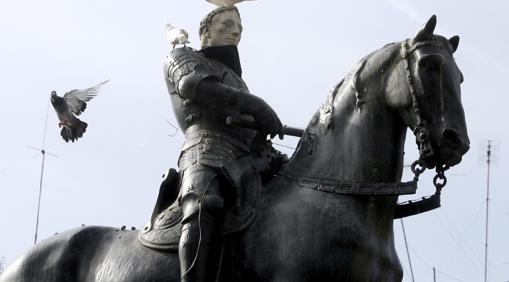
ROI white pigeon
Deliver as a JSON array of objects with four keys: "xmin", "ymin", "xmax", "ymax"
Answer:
[
  {"xmin": 165, "ymin": 23, "xmax": 190, "ymax": 49},
  {"xmin": 206, "ymin": 0, "xmax": 256, "ymax": 7}
]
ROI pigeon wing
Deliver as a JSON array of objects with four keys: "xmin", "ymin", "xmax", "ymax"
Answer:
[
  {"xmin": 63, "ymin": 80, "xmax": 109, "ymax": 115},
  {"xmin": 165, "ymin": 23, "xmax": 175, "ymax": 41}
]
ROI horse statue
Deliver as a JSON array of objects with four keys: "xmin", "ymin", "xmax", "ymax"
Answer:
[{"xmin": 1, "ymin": 15, "xmax": 469, "ymax": 282}]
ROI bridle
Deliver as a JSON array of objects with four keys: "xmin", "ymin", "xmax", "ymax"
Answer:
[{"xmin": 394, "ymin": 39, "xmax": 450, "ymax": 218}]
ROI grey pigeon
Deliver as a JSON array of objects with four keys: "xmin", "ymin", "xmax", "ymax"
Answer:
[{"xmin": 50, "ymin": 80, "xmax": 108, "ymax": 142}]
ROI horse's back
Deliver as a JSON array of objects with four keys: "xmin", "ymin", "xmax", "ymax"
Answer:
[
  {"xmin": 1, "ymin": 226, "xmax": 101, "ymax": 281},
  {"xmin": 0, "ymin": 226, "xmax": 180, "ymax": 282}
]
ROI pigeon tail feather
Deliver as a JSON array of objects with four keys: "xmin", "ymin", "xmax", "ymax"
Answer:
[{"xmin": 61, "ymin": 119, "xmax": 87, "ymax": 143}]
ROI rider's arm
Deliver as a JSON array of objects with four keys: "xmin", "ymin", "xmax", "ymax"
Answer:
[
  {"xmin": 193, "ymin": 79, "xmax": 283, "ymax": 137},
  {"xmin": 186, "ymin": 78, "xmax": 260, "ymax": 115},
  {"xmin": 167, "ymin": 48, "xmax": 282, "ymax": 137}
]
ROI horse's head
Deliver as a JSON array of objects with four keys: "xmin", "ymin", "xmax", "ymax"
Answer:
[{"xmin": 387, "ymin": 15, "xmax": 469, "ymax": 169}]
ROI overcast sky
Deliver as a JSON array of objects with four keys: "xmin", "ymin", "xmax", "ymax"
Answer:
[{"xmin": 1, "ymin": 0, "xmax": 508, "ymax": 281}]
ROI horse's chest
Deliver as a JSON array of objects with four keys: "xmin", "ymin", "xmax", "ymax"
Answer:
[{"xmin": 240, "ymin": 186, "xmax": 402, "ymax": 281}]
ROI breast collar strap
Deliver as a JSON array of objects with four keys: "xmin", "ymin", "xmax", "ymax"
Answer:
[
  {"xmin": 286, "ymin": 175, "xmax": 417, "ymax": 196},
  {"xmin": 281, "ymin": 159, "xmax": 448, "ymax": 219}
]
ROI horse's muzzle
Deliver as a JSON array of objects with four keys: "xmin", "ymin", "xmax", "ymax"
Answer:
[{"xmin": 439, "ymin": 128, "xmax": 470, "ymax": 166}]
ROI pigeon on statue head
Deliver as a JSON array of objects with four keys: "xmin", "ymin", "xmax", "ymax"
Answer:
[{"xmin": 50, "ymin": 80, "xmax": 109, "ymax": 143}]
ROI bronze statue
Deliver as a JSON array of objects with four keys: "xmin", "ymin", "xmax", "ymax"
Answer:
[
  {"xmin": 0, "ymin": 15, "xmax": 469, "ymax": 282},
  {"xmin": 163, "ymin": 4, "xmax": 283, "ymax": 282}
]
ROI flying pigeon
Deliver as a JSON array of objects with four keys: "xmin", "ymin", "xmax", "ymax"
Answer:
[
  {"xmin": 206, "ymin": 0, "xmax": 256, "ymax": 7},
  {"xmin": 50, "ymin": 80, "xmax": 109, "ymax": 143},
  {"xmin": 165, "ymin": 23, "xmax": 190, "ymax": 49}
]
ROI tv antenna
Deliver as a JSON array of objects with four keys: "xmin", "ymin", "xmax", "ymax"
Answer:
[
  {"xmin": 480, "ymin": 140, "xmax": 499, "ymax": 282},
  {"xmin": 27, "ymin": 96, "xmax": 58, "ymax": 245}
]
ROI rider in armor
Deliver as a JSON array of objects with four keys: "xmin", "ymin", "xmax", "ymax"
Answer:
[{"xmin": 163, "ymin": 5, "xmax": 283, "ymax": 282}]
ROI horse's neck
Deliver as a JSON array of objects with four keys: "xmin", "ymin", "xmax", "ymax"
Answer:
[{"xmin": 285, "ymin": 44, "xmax": 407, "ymax": 183}]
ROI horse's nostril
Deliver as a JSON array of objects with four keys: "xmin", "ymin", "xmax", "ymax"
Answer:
[{"xmin": 442, "ymin": 129, "xmax": 463, "ymax": 147}]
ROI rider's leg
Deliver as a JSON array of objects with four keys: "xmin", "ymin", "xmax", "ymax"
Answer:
[{"xmin": 179, "ymin": 164, "xmax": 224, "ymax": 282}]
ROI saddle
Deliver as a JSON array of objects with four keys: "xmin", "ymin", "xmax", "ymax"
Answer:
[{"xmin": 138, "ymin": 155, "xmax": 266, "ymax": 251}]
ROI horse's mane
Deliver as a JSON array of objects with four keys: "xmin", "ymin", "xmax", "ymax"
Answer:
[
  {"xmin": 326, "ymin": 41, "xmax": 402, "ymax": 110},
  {"xmin": 332, "ymin": 34, "xmax": 456, "ymax": 107},
  {"xmin": 287, "ymin": 41, "xmax": 405, "ymax": 171}
]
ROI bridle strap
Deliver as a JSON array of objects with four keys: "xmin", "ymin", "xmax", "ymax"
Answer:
[
  {"xmin": 402, "ymin": 40, "xmax": 423, "ymax": 126},
  {"xmin": 393, "ymin": 40, "xmax": 451, "ymax": 218},
  {"xmin": 402, "ymin": 40, "xmax": 434, "ymax": 160}
]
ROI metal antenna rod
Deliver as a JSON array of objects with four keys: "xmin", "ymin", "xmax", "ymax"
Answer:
[
  {"xmin": 33, "ymin": 96, "xmax": 52, "ymax": 245},
  {"xmin": 484, "ymin": 140, "xmax": 492, "ymax": 282},
  {"xmin": 400, "ymin": 219, "xmax": 415, "ymax": 282},
  {"xmin": 34, "ymin": 149, "xmax": 46, "ymax": 244}
]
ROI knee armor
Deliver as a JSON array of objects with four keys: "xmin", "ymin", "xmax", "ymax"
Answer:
[{"xmin": 179, "ymin": 164, "xmax": 225, "ymax": 223}]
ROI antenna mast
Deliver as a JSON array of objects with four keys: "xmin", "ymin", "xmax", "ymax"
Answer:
[
  {"xmin": 29, "ymin": 97, "xmax": 57, "ymax": 245},
  {"xmin": 34, "ymin": 149, "xmax": 46, "ymax": 244},
  {"xmin": 483, "ymin": 140, "xmax": 493, "ymax": 282}
]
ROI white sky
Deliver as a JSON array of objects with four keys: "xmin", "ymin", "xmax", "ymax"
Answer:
[{"xmin": 1, "ymin": 0, "xmax": 508, "ymax": 281}]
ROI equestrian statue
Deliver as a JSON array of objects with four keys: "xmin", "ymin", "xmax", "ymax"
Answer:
[{"xmin": 0, "ymin": 6, "xmax": 469, "ymax": 282}]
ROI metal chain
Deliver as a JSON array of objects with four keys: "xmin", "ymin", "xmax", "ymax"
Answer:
[
  {"xmin": 410, "ymin": 160, "xmax": 426, "ymax": 181},
  {"xmin": 410, "ymin": 159, "xmax": 448, "ymax": 194},
  {"xmin": 433, "ymin": 164, "xmax": 449, "ymax": 193}
]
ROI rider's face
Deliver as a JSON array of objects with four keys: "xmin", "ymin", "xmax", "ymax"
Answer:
[{"xmin": 205, "ymin": 10, "xmax": 242, "ymax": 47}]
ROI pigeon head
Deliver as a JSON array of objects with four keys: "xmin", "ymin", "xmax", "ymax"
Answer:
[{"xmin": 50, "ymin": 91, "xmax": 63, "ymax": 106}]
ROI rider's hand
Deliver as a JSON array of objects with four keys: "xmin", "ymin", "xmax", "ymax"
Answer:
[
  {"xmin": 238, "ymin": 94, "xmax": 283, "ymax": 139},
  {"xmin": 255, "ymin": 103, "xmax": 283, "ymax": 139}
]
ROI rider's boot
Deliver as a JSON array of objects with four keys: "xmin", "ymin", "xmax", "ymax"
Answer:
[{"xmin": 179, "ymin": 211, "xmax": 216, "ymax": 282}]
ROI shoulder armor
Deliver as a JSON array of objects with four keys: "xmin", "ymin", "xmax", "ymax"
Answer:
[{"xmin": 165, "ymin": 47, "xmax": 221, "ymax": 97}]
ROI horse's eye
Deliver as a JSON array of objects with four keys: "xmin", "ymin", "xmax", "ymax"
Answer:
[{"xmin": 419, "ymin": 56, "xmax": 443, "ymax": 72}]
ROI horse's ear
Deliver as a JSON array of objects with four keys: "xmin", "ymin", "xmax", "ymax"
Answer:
[
  {"xmin": 414, "ymin": 15, "xmax": 437, "ymax": 41},
  {"xmin": 449, "ymin": 35, "xmax": 460, "ymax": 53}
]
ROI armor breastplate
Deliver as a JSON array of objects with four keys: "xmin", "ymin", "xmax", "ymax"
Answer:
[{"xmin": 164, "ymin": 47, "xmax": 257, "ymax": 153}]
